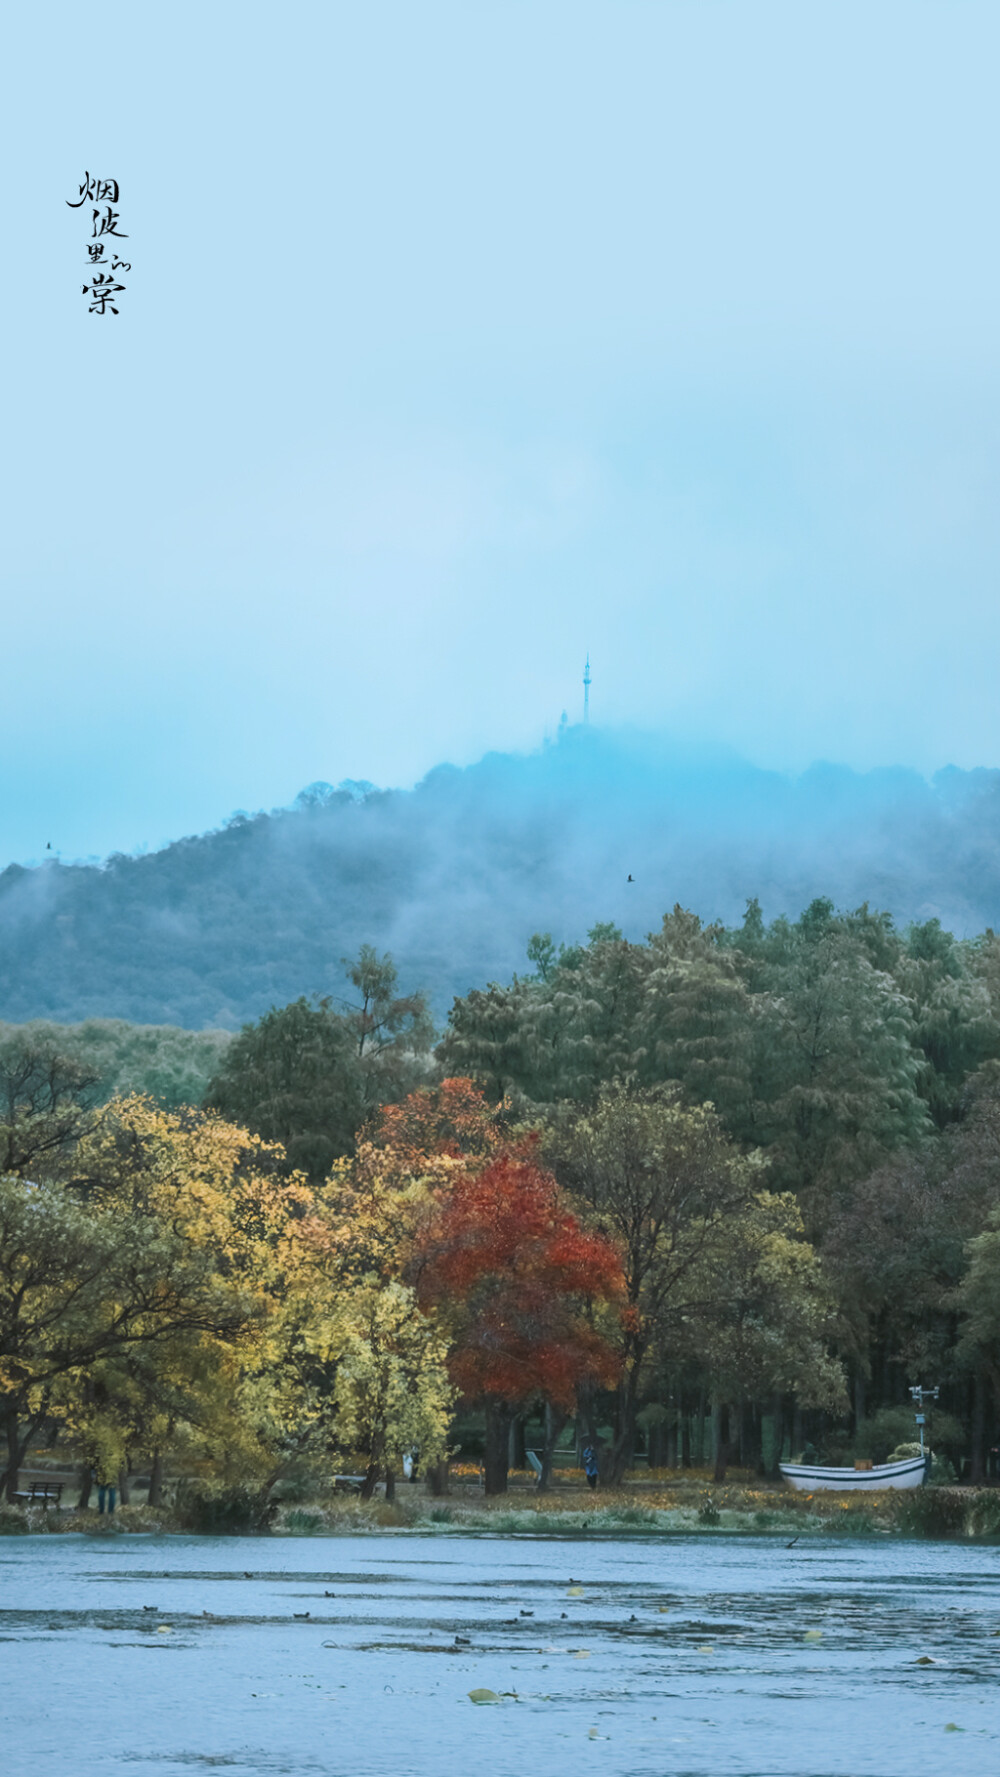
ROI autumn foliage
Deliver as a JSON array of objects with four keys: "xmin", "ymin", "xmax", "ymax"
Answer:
[
  {"xmin": 370, "ymin": 1075, "xmax": 507, "ymax": 1168},
  {"xmin": 417, "ymin": 1150, "xmax": 624, "ymax": 1414}
]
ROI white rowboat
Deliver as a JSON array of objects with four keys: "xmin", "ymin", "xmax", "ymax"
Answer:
[{"xmin": 779, "ymin": 1454, "xmax": 927, "ymax": 1492}]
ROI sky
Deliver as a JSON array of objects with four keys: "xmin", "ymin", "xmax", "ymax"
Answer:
[{"xmin": 3, "ymin": 1, "xmax": 1000, "ymax": 865}]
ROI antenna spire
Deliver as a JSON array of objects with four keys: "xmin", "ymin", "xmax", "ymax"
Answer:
[{"xmin": 583, "ymin": 653, "xmax": 591, "ymax": 724}]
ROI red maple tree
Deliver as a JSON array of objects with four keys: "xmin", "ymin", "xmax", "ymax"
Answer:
[
  {"xmin": 371, "ymin": 1076, "xmax": 505, "ymax": 1167},
  {"xmin": 417, "ymin": 1150, "xmax": 624, "ymax": 1493}
]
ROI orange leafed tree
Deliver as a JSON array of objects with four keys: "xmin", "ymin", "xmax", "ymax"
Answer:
[
  {"xmin": 416, "ymin": 1150, "xmax": 624, "ymax": 1493},
  {"xmin": 371, "ymin": 1076, "xmax": 507, "ymax": 1169},
  {"xmin": 318, "ymin": 1079, "xmax": 507, "ymax": 1284}
]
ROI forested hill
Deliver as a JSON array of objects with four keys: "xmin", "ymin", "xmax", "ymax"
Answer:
[{"xmin": 3, "ymin": 728, "xmax": 1000, "ymax": 1029}]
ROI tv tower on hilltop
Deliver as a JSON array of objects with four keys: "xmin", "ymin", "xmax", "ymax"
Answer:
[{"xmin": 583, "ymin": 654, "xmax": 591, "ymax": 724}]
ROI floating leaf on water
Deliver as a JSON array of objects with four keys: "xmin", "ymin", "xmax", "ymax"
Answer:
[
  {"xmin": 657, "ymin": 1606, "xmax": 670, "ymax": 1614},
  {"xmin": 696, "ymin": 1645, "xmax": 714, "ymax": 1654},
  {"xmin": 587, "ymin": 1728, "xmax": 603, "ymax": 1739},
  {"xmin": 944, "ymin": 1723, "xmax": 964, "ymax": 1733},
  {"xmin": 567, "ymin": 1586, "xmax": 584, "ymax": 1596},
  {"xmin": 914, "ymin": 1656, "xmax": 936, "ymax": 1665},
  {"xmin": 155, "ymin": 1626, "xmax": 172, "ymax": 1634},
  {"xmin": 803, "ymin": 1630, "xmax": 823, "ymax": 1642},
  {"xmin": 468, "ymin": 1689, "xmax": 502, "ymax": 1705},
  {"xmin": 573, "ymin": 1649, "xmax": 591, "ymax": 1659}
]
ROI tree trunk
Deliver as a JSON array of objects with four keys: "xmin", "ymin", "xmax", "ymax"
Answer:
[
  {"xmin": 693, "ymin": 1387, "xmax": 706, "ymax": 1467},
  {"xmin": 853, "ymin": 1368, "xmax": 866, "ymax": 1434},
  {"xmin": 765, "ymin": 1394, "xmax": 783, "ymax": 1479},
  {"xmin": 118, "ymin": 1467, "xmax": 131, "ymax": 1507},
  {"xmin": 745, "ymin": 1401, "xmax": 762, "ymax": 1472},
  {"xmin": 359, "ymin": 1462, "xmax": 380, "ymax": 1500},
  {"xmin": 713, "ymin": 1401, "xmax": 731, "ymax": 1484},
  {"xmin": 681, "ymin": 1401, "xmax": 691, "ymax": 1470},
  {"xmin": 538, "ymin": 1403, "xmax": 567, "ymax": 1492},
  {"xmin": 484, "ymin": 1400, "xmax": 512, "ymax": 1495},
  {"xmin": 607, "ymin": 1351, "xmax": 645, "ymax": 1482},
  {"xmin": 970, "ymin": 1369, "xmax": 986, "ymax": 1485},
  {"xmin": 664, "ymin": 1411, "xmax": 678, "ymax": 1472},
  {"xmin": 1, "ymin": 1403, "xmax": 37, "ymax": 1505},
  {"xmin": 77, "ymin": 1462, "xmax": 94, "ymax": 1511},
  {"xmin": 384, "ymin": 1467, "xmax": 396, "ymax": 1502},
  {"xmin": 426, "ymin": 1460, "xmax": 450, "ymax": 1497},
  {"xmin": 2, "ymin": 1405, "xmax": 21, "ymax": 1504},
  {"xmin": 148, "ymin": 1449, "xmax": 164, "ymax": 1509},
  {"xmin": 508, "ymin": 1414, "xmax": 526, "ymax": 1472},
  {"xmin": 575, "ymin": 1386, "xmax": 593, "ymax": 1464}
]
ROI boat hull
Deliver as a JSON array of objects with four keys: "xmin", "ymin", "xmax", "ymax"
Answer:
[{"xmin": 779, "ymin": 1455, "xmax": 927, "ymax": 1492}]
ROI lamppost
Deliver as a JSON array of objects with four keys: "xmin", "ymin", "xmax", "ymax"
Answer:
[{"xmin": 909, "ymin": 1384, "xmax": 939, "ymax": 1461}]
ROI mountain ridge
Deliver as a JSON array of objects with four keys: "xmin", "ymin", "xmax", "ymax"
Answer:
[{"xmin": 3, "ymin": 728, "xmax": 999, "ymax": 1028}]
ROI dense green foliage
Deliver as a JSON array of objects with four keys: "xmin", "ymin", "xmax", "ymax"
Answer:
[
  {"xmin": 205, "ymin": 998, "xmax": 365, "ymax": 1178},
  {"xmin": 442, "ymin": 899, "xmax": 1000, "ymax": 1169},
  {"xmin": 6, "ymin": 863, "xmax": 1000, "ymax": 1491},
  {"xmin": 441, "ymin": 899, "xmax": 1000, "ymax": 1476},
  {"xmin": 0, "ymin": 1019, "xmax": 232, "ymax": 1113},
  {"xmin": 204, "ymin": 949, "xmax": 434, "ymax": 1178}
]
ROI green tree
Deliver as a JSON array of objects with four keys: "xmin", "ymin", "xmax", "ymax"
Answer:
[
  {"xmin": 341, "ymin": 944, "xmax": 435, "ymax": 1103},
  {"xmin": 745, "ymin": 904, "xmax": 929, "ymax": 1225},
  {"xmin": 884, "ymin": 922, "xmax": 1000, "ymax": 1127},
  {"xmin": 685, "ymin": 1191, "xmax": 846, "ymax": 1480},
  {"xmin": 822, "ymin": 1061, "xmax": 1000, "ymax": 1470},
  {"xmin": 437, "ymin": 979, "xmax": 533, "ymax": 1103},
  {"xmin": 206, "ymin": 998, "xmax": 365, "ymax": 1179},
  {"xmin": 0, "ymin": 1164, "xmax": 252, "ymax": 1502},
  {"xmin": 953, "ymin": 1214, "xmax": 1000, "ymax": 1431},
  {"xmin": 63, "ymin": 1095, "xmax": 333, "ymax": 1503},
  {"xmin": 638, "ymin": 907, "xmax": 754, "ymax": 1129},
  {"xmin": 441, "ymin": 928, "xmax": 649, "ymax": 1107},
  {"xmin": 545, "ymin": 1087, "xmax": 762, "ymax": 1480},
  {"xmin": 0, "ymin": 1030, "xmax": 100, "ymax": 1178},
  {"xmin": 207, "ymin": 951, "xmax": 434, "ymax": 1180},
  {"xmin": 330, "ymin": 1279, "xmax": 454, "ymax": 1497}
]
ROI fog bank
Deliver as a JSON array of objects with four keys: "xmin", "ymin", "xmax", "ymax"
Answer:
[{"xmin": 2, "ymin": 728, "xmax": 998, "ymax": 1028}]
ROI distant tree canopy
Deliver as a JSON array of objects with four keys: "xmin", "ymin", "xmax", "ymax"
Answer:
[
  {"xmin": 0, "ymin": 1028, "xmax": 102, "ymax": 1176},
  {"xmin": 440, "ymin": 901, "xmax": 1000, "ymax": 1220},
  {"xmin": 205, "ymin": 998, "xmax": 364, "ymax": 1180},
  {"xmin": 204, "ymin": 950, "xmax": 434, "ymax": 1178},
  {"xmin": 0, "ymin": 1019, "xmax": 233, "ymax": 1114}
]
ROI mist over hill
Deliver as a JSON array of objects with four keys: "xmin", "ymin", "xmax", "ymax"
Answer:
[{"xmin": 3, "ymin": 727, "xmax": 1000, "ymax": 1030}]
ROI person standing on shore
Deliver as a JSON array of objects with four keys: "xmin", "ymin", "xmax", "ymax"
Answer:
[
  {"xmin": 96, "ymin": 1464, "xmax": 117, "ymax": 1514},
  {"xmin": 582, "ymin": 1444, "xmax": 600, "ymax": 1490}
]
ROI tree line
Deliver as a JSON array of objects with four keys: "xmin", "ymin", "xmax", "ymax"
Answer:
[{"xmin": 4, "ymin": 900, "xmax": 1000, "ymax": 1502}]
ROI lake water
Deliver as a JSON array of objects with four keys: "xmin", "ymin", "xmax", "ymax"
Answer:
[{"xmin": 1, "ymin": 1531, "xmax": 998, "ymax": 1775}]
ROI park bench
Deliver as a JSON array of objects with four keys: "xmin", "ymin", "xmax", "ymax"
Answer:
[
  {"xmin": 332, "ymin": 1474, "xmax": 366, "ymax": 1494},
  {"xmin": 13, "ymin": 1480, "xmax": 64, "ymax": 1508}
]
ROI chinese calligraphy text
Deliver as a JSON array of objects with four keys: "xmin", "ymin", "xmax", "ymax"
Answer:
[{"xmin": 68, "ymin": 172, "xmax": 130, "ymax": 314}]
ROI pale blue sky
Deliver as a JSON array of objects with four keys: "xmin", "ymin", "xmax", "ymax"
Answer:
[{"xmin": 3, "ymin": 1, "xmax": 1000, "ymax": 863}]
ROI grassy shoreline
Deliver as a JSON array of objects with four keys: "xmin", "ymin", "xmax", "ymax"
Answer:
[{"xmin": 4, "ymin": 1482, "xmax": 999, "ymax": 1541}]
